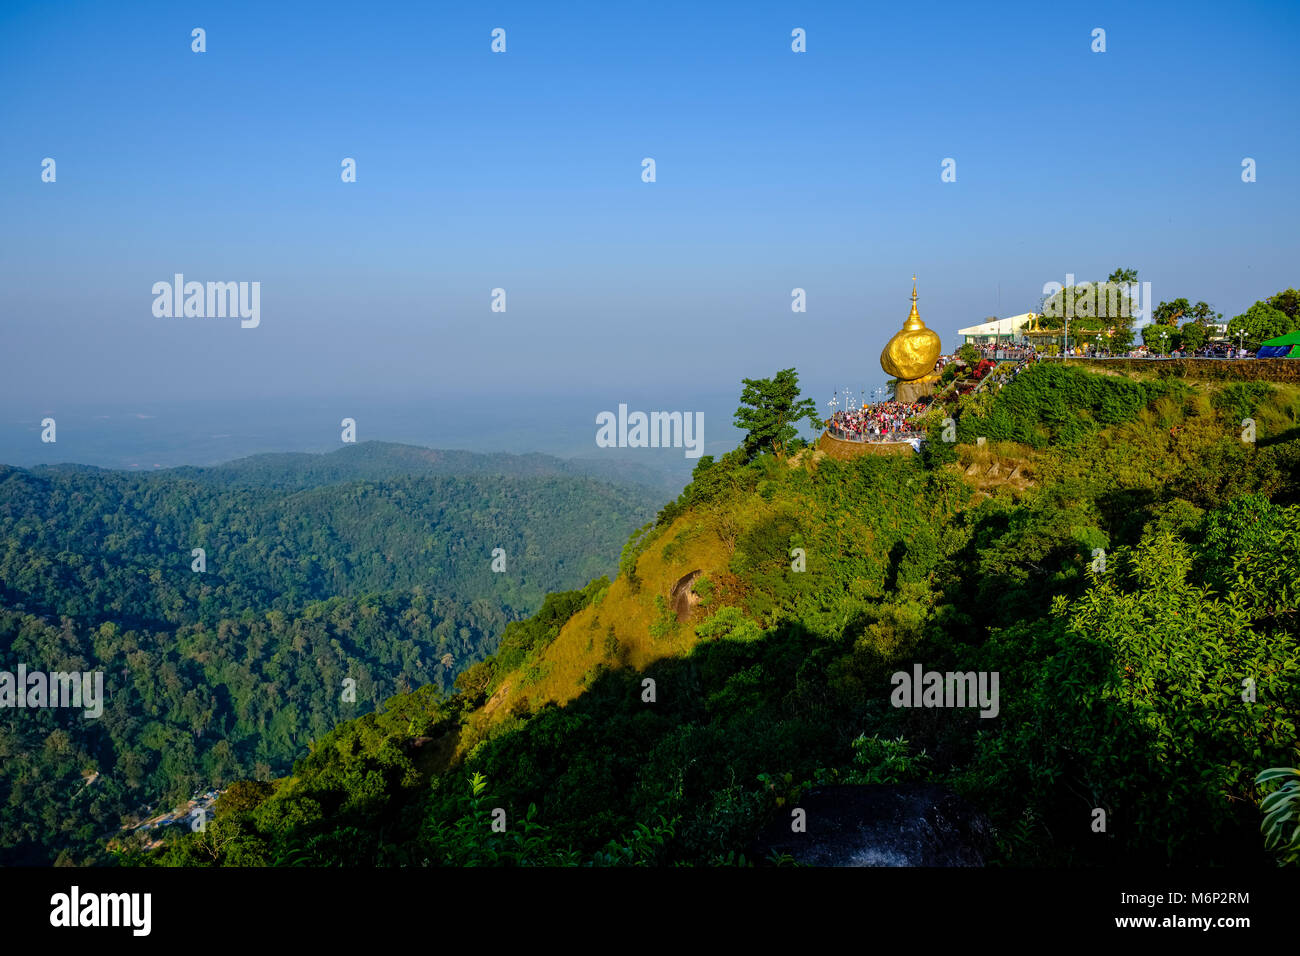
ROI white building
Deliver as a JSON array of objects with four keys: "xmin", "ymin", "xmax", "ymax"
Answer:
[{"xmin": 957, "ymin": 313, "xmax": 1036, "ymax": 345}]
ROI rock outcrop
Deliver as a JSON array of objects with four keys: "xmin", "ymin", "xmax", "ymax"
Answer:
[{"xmin": 753, "ymin": 784, "xmax": 993, "ymax": 866}]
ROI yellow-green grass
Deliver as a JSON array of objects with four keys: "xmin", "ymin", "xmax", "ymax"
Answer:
[
  {"xmin": 467, "ymin": 370, "xmax": 1300, "ymax": 749},
  {"xmin": 480, "ymin": 507, "xmax": 737, "ymax": 724}
]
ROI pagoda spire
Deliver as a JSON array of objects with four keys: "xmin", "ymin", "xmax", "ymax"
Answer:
[{"xmin": 908, "ymin": 274, "xmax": 919, "ymax": 320}]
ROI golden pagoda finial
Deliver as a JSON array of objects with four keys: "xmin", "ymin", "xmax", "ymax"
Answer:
[{"xmin": 907, "ymin": 274, "xmax": 920, "ymax": 323}]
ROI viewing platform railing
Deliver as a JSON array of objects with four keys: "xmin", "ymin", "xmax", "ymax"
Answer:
[{"xmin": 825, "ymin": 425, "xmax": 925, "ymax": 444}]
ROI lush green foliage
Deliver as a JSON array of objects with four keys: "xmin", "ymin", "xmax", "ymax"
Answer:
[
  {"xmin": 1268, "ymin": 289, "xmax": 1300, "ymax": 321},
  {"xmin": 1039, "ymin": 279, "xmax": 1138, "ymax": 345},
  {"xmin": 0, "ymin": 593, "xmax": 503, "ymax": 865},
  {"xmin": 965, "ymin": 525, "xmax": 1299, "ymax": 864},
  {"xmin": 1153, "ymin": 297, "xmax": 1221, "ymax": 329},
  {"xmin": 20, "ymin": 366, "xmax": 1300, "ymax": 869},
  {"xmin": 0, "ymin": 444, "xmax": 659, "ymax": 864},
  {"xmin": 1212, "ymin": 382, "xmax": 1275, "ymax": 422},
  {"xmin": 733, "ymin": 368, "xmax": 821, "ymax": 460},
  {"xmin": 954, "ymin": 363, "xmax": 1183, "ymax": 447},
  {"xmin": 1255, "ymin": 767, "xmax": 1300, "ymax": 866},
  {"xmin": 144, "ymin": 365, "xmax": 1300, "ymax": 867},
  {"xmin": 0, "ymin": 461, "xmax": 652, "ymax": 628},
  {"xmin": 1178, "ymin": 321, "xmax": 1208, "ymax": 352},
  {"xmin": 1228, "ymin": 300, "xmax": 1297, "ymax": 350},
  {"xmin": 1142, "ymin": 323, "xmax": 1174, "ymax": 353}
]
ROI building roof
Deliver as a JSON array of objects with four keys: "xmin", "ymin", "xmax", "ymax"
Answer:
[
  {"xmin": 1261, "ymin": 329, "xmax": 1300, "ymax": 347},
  {"xmin": 957, "ymin": 313, "xmax": 1036, "ymax": 337}
]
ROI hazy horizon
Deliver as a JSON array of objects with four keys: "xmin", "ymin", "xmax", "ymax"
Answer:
[
  {"xmin": 4, "ymin": 0, "xmax": 1297, "ymax": 419},
  {"xmin": 0, "ymin": 389, "xmax": 790, "ymax": 489}
]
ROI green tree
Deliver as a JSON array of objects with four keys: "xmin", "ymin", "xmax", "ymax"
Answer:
[
  {"xmin": 1142, "ymin": 323, "xmax": 1173, "ymax": 354},
  {"xmin": 1041, "ymin": 280, "xmax": 1138, "ymax": 349},
  {"xmin": 1153, "ymin": 297, "xmax": 1191, "ymax": 326},
  {"xmin": 1227, "ymin": 301, "xmax": 1295, "ymax": 350},
  {"xmin": 734, "ymin": 368, "xmax": 820, "ymax": 460},
  {"xmin": 956, "ymin": 343, "xmax": 979, "ymax": 364},
  {"xmin": 1110, "ymin": 324, "xmax": 1136, "ymax": 353},
  {"xmin": 1107, "ymin": 267, "xmax": 1138, "ymax": 285},
  {"xmin": 1178, "ymin": 321, "xmax": 1207, "ymax": 352},
  {"xmin": 1155, "ymin": 298, "xmax": 1221, "ymax": 330},
  {"xmin": 215, "ymin": 780, "xmax": 274, "ymax": 820},
  {"xmin": 1267, "ymin": 288, "xmax": 1300, "ymax": 321},
  {"xmin": 1188, "ymin": 301, "xmax": 1223, "ymax": 327}
]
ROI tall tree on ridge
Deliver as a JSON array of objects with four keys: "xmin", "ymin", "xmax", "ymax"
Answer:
[{"xmin": 734, "ymin": 368, "xmax": 820, "ymax": 461}]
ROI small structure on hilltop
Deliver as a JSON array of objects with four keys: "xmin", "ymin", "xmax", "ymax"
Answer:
[
  {"xmin": 1021, "ymin": 311, "xmax": 1068, "ymax": 352},
  {"xmin": 957, "ymin": 313, "xmax": 1036, "ymax": 346}
]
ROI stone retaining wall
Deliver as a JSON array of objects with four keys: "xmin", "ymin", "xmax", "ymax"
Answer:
[
  {"xmin": 1061, "ymin": 358, "xmax": 1300, "ymax": 382},
  {"xmin": 817, "ymin": 431, "xmax": 915, "ymax": 459}
]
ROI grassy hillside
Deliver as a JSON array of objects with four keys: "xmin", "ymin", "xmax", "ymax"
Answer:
[{"xmin": 471, "ymin": 367, "xmax": 1299, "ymax": 732}]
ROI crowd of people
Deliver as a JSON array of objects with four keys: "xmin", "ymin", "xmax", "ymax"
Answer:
[
  {"xmin": 967, "ymin": 342, "xmax": 1042, "ymax": 362},
  {"xmin": 983, "ymin": 356, "xmax": 1032, "ymax": 391},
  {"xmin": 978, "ymin": 339, "xmax": 1253, "ymax": 360},
  {"xmin": 827, "ymin": 400, "xmax": 929, "ymax": 443},
  {"xmin": 822, "ymin": 334, "xmax": 1260, "ymax": 449},
  {"xmin": 1113, "ymin": 343, "xmax": 1253, "ymax": 359}
]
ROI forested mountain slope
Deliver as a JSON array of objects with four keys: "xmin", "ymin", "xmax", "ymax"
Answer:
[
  {"xmin": 169, "ymin": 440, "xmax": 678, "ymax": 493},
  {"xmin": 0, "ymin": 444, "xmax": 661, "ymax": 864},
  {"xmin": 139, "ymin": 366, "xmax": 1300, "ymax": 867}
]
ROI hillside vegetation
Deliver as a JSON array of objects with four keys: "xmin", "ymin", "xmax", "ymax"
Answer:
[
  {"xmin": 0, "ymin": 443, "xmax": 660, "ymax": 864},
  {"xmin": 140, "ymin": 364, "xmax": 1300, "ymax": 867}
]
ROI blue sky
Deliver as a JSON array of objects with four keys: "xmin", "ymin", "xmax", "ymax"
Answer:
[{"xmin": 2, "ymin": 0, "xmax": 1297, "ymax": 417}]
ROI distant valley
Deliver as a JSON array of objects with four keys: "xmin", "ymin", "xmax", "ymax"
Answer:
[{"xmin": 0, "ymin": 441, "xmax": 666, "ymax": 864}]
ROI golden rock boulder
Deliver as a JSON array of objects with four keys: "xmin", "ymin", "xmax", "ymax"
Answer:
[{"xmin": 881, "ymin": 278, "xmax": 942, "ymax": 381}]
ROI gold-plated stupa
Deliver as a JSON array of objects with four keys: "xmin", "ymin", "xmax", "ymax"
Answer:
[{"xmin": 880, "ymin": 276, "xmax": 942, "ymax": 381}]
